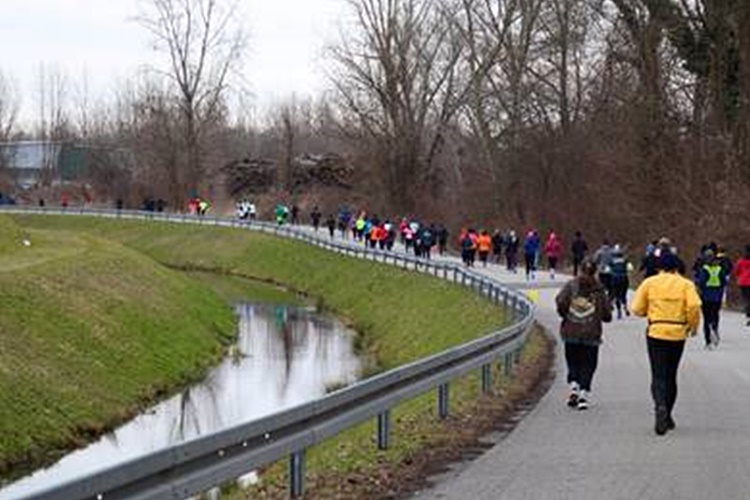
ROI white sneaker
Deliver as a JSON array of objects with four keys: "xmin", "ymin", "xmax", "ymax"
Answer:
[
  {"xmin": 577, "ymin": 390, "xmax": 590, "ymax": 410},
  {"xmin": 567, "ymin": 382, "xmax": 580, "ymax": 408}
]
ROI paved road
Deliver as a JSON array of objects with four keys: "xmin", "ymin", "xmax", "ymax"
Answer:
[
  {"xmin": 405, "ymin": 254, "xmax": 750, "ymax": 499},
  {"xmin": 288, "ymin": 227, "xmax": 750, "ymax": 499}
]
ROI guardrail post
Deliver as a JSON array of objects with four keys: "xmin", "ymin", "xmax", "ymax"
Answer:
[
  {"xmin": 290, "ymin": 449, "xmax": 306, "ymax": 498},
  {"xmin": 377, "ymin": 410, "xmax": 391, "ymax": 450},
  {"xmin": 453, "ymin": 268, "xmax": 458, "ymax": 282},
  {"xmin": 438, "ymin": 383, "xmax": 450, "ymax": 419},
  {"xmin": 481, "ymin": 363, "xmax": 492, "ymax": 394},
  {"xmin": 503, "ymin": 353, "xmax": 514, "ymax": 378}
]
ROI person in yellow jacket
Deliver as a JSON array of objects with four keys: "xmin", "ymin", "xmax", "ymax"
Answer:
[{"xmin": 631, "ymin": 250, "xmax": 701, "ymax": 435}]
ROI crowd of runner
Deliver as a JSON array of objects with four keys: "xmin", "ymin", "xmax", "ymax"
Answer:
[
  {"xmin": 231, "ymin": 198, "xmax": 750, "ymax": 437},
  {"xmin": 236, "ymin": 201, "xmax": 750, "ymax": 340}
]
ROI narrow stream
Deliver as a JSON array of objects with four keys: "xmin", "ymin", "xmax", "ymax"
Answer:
[{"xmin": 1, "ymin": 304, "xmax": 362, "ymax": 499}]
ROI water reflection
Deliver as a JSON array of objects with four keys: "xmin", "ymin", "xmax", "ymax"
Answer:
[{"xmin": 1, "ymin": 304, "xmax": 361, "ymax": 499}]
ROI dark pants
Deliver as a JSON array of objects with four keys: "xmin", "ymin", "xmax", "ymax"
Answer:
[
  {"xmin": 702, "ymin": 301, "xmax": 721, "ymax": 344},
  {"xmin": 564, "ymin": 343, "xmax": 599, "ymax": 392},
  {"xmin": 741, "ymin": 287, "xmax": 750, "ymax": 319},
  {"xmin": 647, "ymin": 337, "xmax": 685, "ymax": 415},
  {"xmin": 506, "ymin": 251, "xmax": 517, "ymax": 271},
  {"xmin": 525, "ymin": 253, "xmax": 536, "ymax": 277},
  {"xmin": 479, "ymin": 251, "xmax": 489, "ymax": 266},
  {"xmin": 573, "ymin": 255, "xmax": 584, "ymax": 276},
  {"xmin": 548, "ymin": 256, "xmax": 558, "ymax": 271},
  {"xmin": 611, "ymin": 276, "xmax": 629, "ymax": 314}
]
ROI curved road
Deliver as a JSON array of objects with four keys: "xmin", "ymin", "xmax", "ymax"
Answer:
[
  {"xmin": 407, "ymin": 252, "xmax": 750, "ymax": 500},
  {"xmin": 296, "ymin": 228, "xmax": 750, "ymax": 500}
]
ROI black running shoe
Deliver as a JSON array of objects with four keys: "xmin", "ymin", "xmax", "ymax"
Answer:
[
  {"xmin": 666, "ymin": 414, "xmax": 676, "ymax": 431},
  {"xmin": 655, "ymin": 407, "xmax": 669, "ymax": 436}
]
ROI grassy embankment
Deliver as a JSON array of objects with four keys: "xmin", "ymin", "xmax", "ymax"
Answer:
[
  {"xmin": 0, "ymin": 215, "xmax": 238, "ymax": 479},
  {"xmin": 7, "ymin": 215, "xmax": 549, "ymax": 497}
]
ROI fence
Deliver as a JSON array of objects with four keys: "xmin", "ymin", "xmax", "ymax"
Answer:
[{"xmin": 0, "ymin": 207, "xmax": 535, "ymax": 500}]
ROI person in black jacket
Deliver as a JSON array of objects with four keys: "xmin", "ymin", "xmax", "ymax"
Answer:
[
  {"xmin": 571, "ymin": 231, "xmax": 588, "ymax": 276},
  {"xmin": 555, "ymin": 259, "xmax": 613, "ymax": 410}
]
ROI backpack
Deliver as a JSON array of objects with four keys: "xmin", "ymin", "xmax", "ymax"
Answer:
[
  {"xmin": 568, "ymin": 282, "xmax": 596, "ymax": 324},
  {"xmin": 562, "ymin": 280, "xmax": 600, "ymax": 341}
]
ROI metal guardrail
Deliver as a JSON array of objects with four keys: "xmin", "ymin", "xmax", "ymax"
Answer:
[{"xmin": 0, "ymin": 206, "xmax": 535, "ymax": 500}]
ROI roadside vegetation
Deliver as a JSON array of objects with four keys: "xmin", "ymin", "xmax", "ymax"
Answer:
[
  {"xmin": 4, "ymin": 214, "xmax": 550, "ymax": 497},
  {"xmin": 0, "ymin": 215, "xmax": 236, "ymax": 478}
]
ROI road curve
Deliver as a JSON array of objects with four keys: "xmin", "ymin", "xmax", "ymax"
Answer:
[{"xmin": 399, "ymin": 252, "xmax": 750, "ymax": 500}]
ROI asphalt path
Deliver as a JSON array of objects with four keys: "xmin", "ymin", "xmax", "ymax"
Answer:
[
  {"xmin": 295, "ymin": 228, "xmax": 750, "ymax": 500},
  {"xmin": 411, "ymin": 253, "xmax": 750, "ymax": 499}
]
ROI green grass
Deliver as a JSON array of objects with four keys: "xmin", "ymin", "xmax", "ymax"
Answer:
[
  {"xmin": 0, "ymin": 227, "xmax": 237, "ymax": 477},
  {"xmin": 15, "ymin": 216, "xmax": 505, "ymax": 371},
  {"xmin": 0, "ymin": 215, "xmax": 25, "ymax": 256},
  {"xmin": 186, "ymin": 271, "xmax": 305, "ymax": 307},
  {"xmin": 6, "ymin": 214, "xmax": 514, "ymax": 491}
]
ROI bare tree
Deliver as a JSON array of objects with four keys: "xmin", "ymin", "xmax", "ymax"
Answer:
[
  {"xmin": 35, "ymin": 64, "xmax": 74, "ymax": 186},
  {"xmin": 456, "ymin": 0, "xmax": 544, "ymax": 219},
  {"xmin": 137, "ymin": 0, "xmax": 247, "ymax": 204},
  {"xmin": 0, "ymin": 70, "xmax": 18, "ymax": 143},
  {"xmin": 0, "ymin": 70, "xmax": 20, "ymax": 187},
  {"xmin": 329, "ymin": 0, "xmax": 467, "ymax": 211}
]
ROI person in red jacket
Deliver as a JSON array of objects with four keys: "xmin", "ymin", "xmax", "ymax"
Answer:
[
  {"xmin": 545, "ymin": 231, "xmax": 563, "ymax": 280},
  {"xmin": 734, "ymin": 245, "xmax": 750, "ymax": 326}
]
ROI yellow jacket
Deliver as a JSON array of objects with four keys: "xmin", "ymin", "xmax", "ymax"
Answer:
[{"xmin": 631, "ymin": 271, "xmax": 702, "ymax": 341}]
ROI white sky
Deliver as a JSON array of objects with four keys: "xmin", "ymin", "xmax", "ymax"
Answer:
[{"xmin": 0, "ymin": 0, "xmax": 345, "ymax": 126}]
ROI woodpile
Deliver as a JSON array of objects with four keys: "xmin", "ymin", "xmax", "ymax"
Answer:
[{"xmin": 223, "ymin": 154, "xmax": 353, "ymax": 196}]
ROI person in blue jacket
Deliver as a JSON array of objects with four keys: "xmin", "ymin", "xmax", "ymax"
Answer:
[{"xmin": 523, "ymin": 230, "xmax": 541, "ymax": 281}]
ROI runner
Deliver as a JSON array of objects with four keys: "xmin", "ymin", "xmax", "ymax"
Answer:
[
  {"xmin": 437, "ymin": 224, "xmax": 449, "ymax": 256},
  {"xmin": 632, "ymin": 250, "xmax": 701, "ymax": 435},
  {"xmin": 477, "ymin": 230, "xmax": 492, "ymax": 267},
  {"xmin": 505, "ymin": 230, "xmax": 519, "ymax": 273},
  {"xmin": 609, "ymin": 245, "xmax": 632, "ymax": 319},
  {"xmin": 734, "ymin": 245, "xmax": 750, "ymax": 327},
  {"xmin": 544, "ymin": 231, "xmax": 562, "ymax": 280},
  {"xmin": 523, "ymin": 230, "xmax": 540, "ymax": 281},
  {"xmin": 325, "ymin": 214, "xmax": 336, "ymax": 239},
  {"xmin": 571, "ymin": 231, "xmax": 588, "ymax": 276},
  {"xmin": 593, "ymin": 239, "xmax": 614, "ymax": 296},
  {"xmin": 492, "ymin": 229, "xmax": 504, "ymax": 264},
  {"xmin": 697, "ymin": 249, "xmax": 729, "ymax": 349},
  {"xmin": 310, "ymin": 206, "xmax": 322, "ymax": 231},
  {"xmin": 555, "ymin": 258, "xmax": 612, "ymax": 410}
]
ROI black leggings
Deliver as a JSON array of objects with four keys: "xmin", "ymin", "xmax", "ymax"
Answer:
[
  {"xmin": 741, "ymin": 287, "xmax": 750, "ymax": 319},
  {"xmin": 647, "ymin": 337, "xmax": 685, "ymax": 414},
  {"xmin": 525, "ymin": 253, "xmax": 536, "ymax": 277},
  {"xmin": 702, "ymin": 301, "xmax": 721, "ymax": 343},
  {"xmin": 611, "ymin": 276, "xmax": 629, "ymax": 311},
  {"xmin": 564, "ymin": 343, "xmax": 599, "ymax": 392}
]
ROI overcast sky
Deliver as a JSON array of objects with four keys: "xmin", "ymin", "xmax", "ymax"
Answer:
[{"xmin": 0, "ymin": 0, "xmax": 344, "ymax": 125}]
